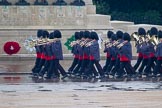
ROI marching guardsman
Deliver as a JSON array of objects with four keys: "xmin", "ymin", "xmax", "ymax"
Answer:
[
  {"xmin": 116, "ymin": 33, "xmax": 136, "ymax": 78},
  {"xmin": 133, "ymin": 28, "xmax": 145, "ymax": 72},
  {"xmin": 105, "ymin": 33, "xmax": 117, "ymax": 75},
  {"xmin": 86, "ymin": 31, "xmax": 105, "ymax": 78},
  {"xmin": 38, "ymin": 31, "xmax": 56, "ymax": 79},
  {"xmin": 72, "ymin": 31, "xmax": 84, "ymax": 75},
  {"xmin": 110, "ymin": 31, "xmax": 124, "ymax": 76},
  {"xmin": 51, "ymin": 30, "xmax": 68, "ymax": 79},
  {"xmin": 135, "ymin": 28, "xmax": 149, "ymax": 77},
  {"xmin": 32, "ymin": 29, "xmax": 44, "ymax": 77},
  {"xmin": 46, "ymin": 32, "xmax": 59, "ymax": 79},
  {"xmin": 68, "ymin": 32, "xmax": 81, "ymax": 74},
  {"xmin": 143, "ymin": 27, "xmax": 157, "ymax": 77},
  {"xmin": 103, "ymin": 31, "xmax": 113, "ymax": 72},
  {"xmin": 85, "ymin": 32, "xmax": 98, "ymax": 78},
  {"xmin": 32, "ymin": 29, "xmax": 48, "ymax": 77},
  {"xmin": 78, "ymin": 31, "xmax": 92, "ymax": 76},
  {"xmin": 153, "ymin": 30, "xmax": 162, "ymax": 77}
]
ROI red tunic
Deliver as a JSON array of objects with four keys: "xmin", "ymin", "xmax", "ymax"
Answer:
[
  {"xmin": 83, "ymin": 53, "xmax": 89, "ymax": 60},
  {"xmin": 36, "ymin": 53, "xmax": 42, "ymax": 58},
  {"xmin": 106, "ymin": 52, "xmax": 110, "ymax": 58},
  {"xmin": 120, "ymin": 55, "xmax": 130, "ymax": 62},
  {"xmin": 138, "ymin": 52, "xmax": 143, "ymax": 58}
]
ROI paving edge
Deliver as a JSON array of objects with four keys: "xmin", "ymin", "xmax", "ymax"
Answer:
[
  {"xmin": 0, "ymin": 73, "xmax": 32, "ymax": 75},
  {"xmin": 0, "ymin": 54, "xmax": 138, "ymax": 61}
]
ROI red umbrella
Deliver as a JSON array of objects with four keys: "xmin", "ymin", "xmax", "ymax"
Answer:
[{"xmin": 3, "ymin": 41, "xmax": 21, "ymax": 55}]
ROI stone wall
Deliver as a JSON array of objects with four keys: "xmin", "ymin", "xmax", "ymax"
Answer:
[
  {"xmin": 0, "ymin": 5, "xmax": 110, "ymax": 28},
  {"xmin": 0, "ymin": 5, "xmax": 112, "ymax": 55},
  {"xmin": 0, "ymin": 6, "xmax": 87, "ymax": 27}
]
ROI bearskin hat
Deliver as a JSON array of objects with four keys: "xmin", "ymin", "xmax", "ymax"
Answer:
[
  {"xmin": 90, "ymin": 31, "xmax": 99, "ymax": 40},
  {"xmin": 158, "ymin": 30, "xmax": 162, "ymax": 39},
  {"xmin": 43, "ymin": 30, "xmax": 49, "ymax": 38},
  {"xmin": 138, "ymin": 27, "xmax": 146, "ymax": 35},
  {"xmin": 37, "ymin": 29, "xmax": 44, "ymax": 38},
  {"xmin": 107, "ymin": 31, "xmax": 113, "ymax": 39},
  {"xmin": 49, "ymin": 32, "xmax": 54, "ymax": 39},
  {"xmin": 80, "ymin": 31, "xmax": 84, "ymax": 39},
  {"xmin": 123, "ymin": 32, "xmax": 131, "ymax": 41},
  {"xmin": 116, "ymin": 30, "xmax": 123, "ymax": 39},
  {"xmin": 147, "ymin": 30, "xmax": 150, "ymax": 35},
  {"xmin": 74, "ymin": 32, "xmax": 80, "ymax": 40},
  {"xmin": 84, "ymin": 30, "xmax": 90, "ymax": 39},
  {"xmin": 111, "ymin": 34, "xmax": 117, "ymax": 41},
  {"xmin": 54, "ymin": 30, "xmax": 62, "ymax": 38},
  {"xmin": 150, "ymin": 27, "xmax": 158, "ymax": 36}
]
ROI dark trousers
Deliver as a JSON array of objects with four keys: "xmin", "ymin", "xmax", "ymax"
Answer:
[
  {"xmin": 68, "ymin": 58, "xmax": 78, "ymax": 72},
  {"xmin": 103, "ymin": 57, "xmax": 111, "ymax": 72},
  {"xmin": 144, "ymin": 57, "xmax": 156, "ymax": 75},
  {"xmin": 73, "ymin": 59, "xmax": 82, "ymax": 74},
  {"xmin": 153, "ymin": 60, "xmax": 162, "ymax": 75},
  {"xmin": 87, "ymin": 60, "xmax": 104, "ymax": 76},
  {"xmin": 55, "ymin": 59, "xmax": 67, "ymax": 76},
  {"xmin": 32, "ymin": 58, "xmax": 41, "ymax": 73},
  {"xmin": 33, "ymin": 59, "xmax": 45, "ymax": 74},
  {"xmin": 94, "ymin": 60, "xmax": 104, "ymax": 76},
  {"xmin": 79, "ymin": 59, "xmax": 89, "ymax": 75},
  {"xmin": 111, "ymin": 58, "xmax": 120, "ymax": 75},
  {"xmin": 106, "ymin": 60, "xmax": 116, "ymax": 73},
  {"xmin": 39, "ymin": 60, "xmax": 50, "ymax": 76},
  {"xmin": 138, "ymin": 59, "xmax": 148, "ymax": 74},
  {"xmin": 47, "ymin": 59, "xmax": 59, "ymax": 78},
  {"xmin": 134, "ymin": 57, "xmax": 143, "ymax": 71},
  {"xmin": 118, "ymin": 61, "xmax": 135, "ymax": 76}
]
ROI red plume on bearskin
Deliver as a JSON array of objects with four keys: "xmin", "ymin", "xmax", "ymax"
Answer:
[{"xmin": 3, "ymin": 41, "xmax": 21, "ymax": 55}]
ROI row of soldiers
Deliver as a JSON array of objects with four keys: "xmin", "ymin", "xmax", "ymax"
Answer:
[
  {"xmin": 102, "ymin": 27, "xmax": 162, "ymax": 78},
  {"xmin": 68, "ymin": 30, "xmax": 136, "ymax": 78},
  {"xmin": 32, "ymin": 29, "xmax": 69, "ymax": 79},
  {"xmin": 32, "ymin": 27, "xmax": 162, "ymax": 79},
  {"xmin": 32, "ymin": 29, "xmax": 106, "ymax": 79},
  {"xmin": 133, "ymin": 27, "xmax": 162, "ymax": 77}
]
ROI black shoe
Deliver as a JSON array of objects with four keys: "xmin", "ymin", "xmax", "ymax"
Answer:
[
  {"xmin": 105, "ymin": 71, "xmax": 110, "ymax": 75},
  {"xmin": 82, "ymin": 75, "xmax": 89, "ymax": 79},
  {"xmin": 38, "ymin": 72, "xmax": 44, "ymax": 78},
  {"xmin": 99, "ymin": 75, "xmax": 106, "ymax": 79},
  {"xmin": 157, "ymin": 73, "xmax": 162, "ymax": 77},
  {"xmin": 137, "ymin": 72, "xmax": 142, "ymax": 77},
  {"xmin": 75, "ymin": 73, "xmax": 81, "ymax": 77},
  {"xmin": 93, "ymin": 75, "xmax": 100, "ymax": 79},
  {"xmin": 151, "ymin": 74, "xmax": 156, "ymax": 78},
  {"xmin": 109, "ymin": 71, "xmax": 116, "ymax": 76},
  {"xmin": 67, "ymin": 70, "xmax": 73, "ymax": 74},
  {"xmin": 115, "ymin": 73, "xmax": 124, "ymax": 78},
  {"xmin": 142, "ymin": 72, "xmax": 147, "ymax": 75},
  {"xmin": 123, "ymin": 73, "xmax": 129, "ymax": 77},
  {"xmin": 32, "ymin": 73, "xmax": 39, "ymax": 78},
  {"xmin": 130, "ymin": 74, "xmax": 137, "ymax": 78},
  {"xmin": 61, "ymin": 74, "xmax": 69, "ymax": 80},
  {"xmin": 44, "ymin": 76, "xmax": 52, "ymax": 79},
  {"xmin": 146, "ymin": 73, "xmax": 152, "ymax": 77},
  {"xmin": 51, "ymin": 74, "xmax": 59, "ymax": 79}
]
